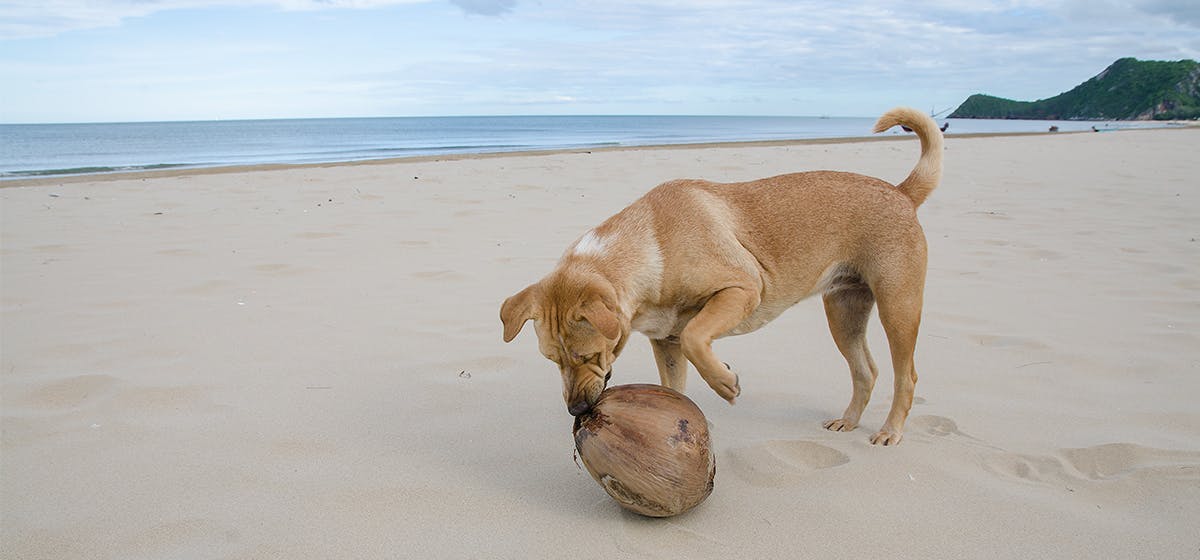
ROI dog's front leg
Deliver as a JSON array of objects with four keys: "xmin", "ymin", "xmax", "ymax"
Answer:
[
  {"xmin": 651, "ymin": 338, "xmax": 687, "ymax": 391},
  {"xmin": 680, "ymin": 286, "xmax": 758, "ymax": 403}
]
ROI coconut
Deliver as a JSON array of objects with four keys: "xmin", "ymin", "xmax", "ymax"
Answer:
[{"xmin": 572, "ymin": 384, "xmax": 715, "ymax": 517}]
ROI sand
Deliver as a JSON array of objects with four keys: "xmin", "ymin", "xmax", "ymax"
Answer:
[{"xmin": 2, "ymin": 128, "xmax": 1198, "ymax": 559}]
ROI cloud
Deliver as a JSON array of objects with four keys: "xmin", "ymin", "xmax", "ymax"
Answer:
[
  {"xmin": 1135, "ymin": 0, "xmax": 1200, "ymax": 27},
  {"xmin": 449, "ymin": 0, "xmax": 516, "ymax": 16},
  {"xmin": 0, "ymin": 0, "xmax": 431, "ymax": 39},
  {"xmin": 4, "ymin": 0, "xmax": 1198, "ymax": 120}
]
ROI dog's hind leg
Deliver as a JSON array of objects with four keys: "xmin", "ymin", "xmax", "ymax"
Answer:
[
  {"xmin": 870, "ymin": 276, "xmax": 924, "ymax": 446},
  {"xmin": 821, "ymin": 284, "xmax": 879, "ymax": 433},
  {"xmin": 680, "ymin": 286, "xmax": 758, "ymax": 403},
  {"xmin": 651, "ymin": 338, "xmax": 687, "ymax": 391}
]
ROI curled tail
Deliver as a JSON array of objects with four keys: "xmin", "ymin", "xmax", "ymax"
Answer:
[{"xmin": 873, "ymin": 107, "xmax": 944, "ymax": 207}]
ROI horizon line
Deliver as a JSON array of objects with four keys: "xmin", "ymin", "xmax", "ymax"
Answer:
[{"xmin": 0, "ymin": 112, "xmax": 892, "ymax": 126}]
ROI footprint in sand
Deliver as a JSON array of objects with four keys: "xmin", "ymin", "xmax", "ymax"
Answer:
[
  {"xmin": 906, "ymin": 415, "xmax": 963, "ymax": 437},
  {"xmin": 904, "ymin": 415, "xmax": 1002, "ymax": 449},
  {"xmin": 926, "ymin": 311, "xmax": 988, "ymax": 328},
  {"xmin": 156, "ymin": 248, "xmax": 203, "ymax": 257},
  {"xmin": 726, "ymin": 440, "xmax": 849, "ymax": 487},
  {"xmin": 969, "ymin": 334, "xmax": 1048, "ymax": 350},
  {"xmin": 1174, "ymin": 277, "xmax": 1199, "ymax": 291},
  {"xmin": 252, "ymin": 263, "xmax": 309, "ymax": 277},
  {"xmin": 986, "ymin": 443, "xmax": 1200, "ymax": 485},
  {"xmin": 411, "ymin": 269, "xmax": 467, "ymax": 282},
  {"xmin": 14, "ymin": 373, "xmax": 216, "ymax": 416},
  {"xmin": 295, "ymin": 231, "xmax": 340, "ymax": 240},
  {"xmin": 434, "ymin": 355, "xmax": 520, "ymax": 377},
  {"xmin": 268, "ymin": 438, "xmax": 341, "ymax": 460},
  {"xmin": 1025, "ymin": 248, "xmax": 1065, "ymax": 261},
  {"xmin": 113, "ymin": 519, "xmax": 241, "ymax": 559},
  {"xmin": 15, "ymin": 374, "xmax": 119, "ymax": 409},
  {"xmin": 105, "ymin": 385, "xmax": 215, "ymax": 414},
  {"xmin": 176, "ymin": 279, "xmax": 233, "ymax": 296},
  {"xmin": 1062, "ymin": 443, "xmax": 1200, "ymax": 481},
  {"xmin": 32, "ymin": 244, "xmax": 74, "ymax": 254}
]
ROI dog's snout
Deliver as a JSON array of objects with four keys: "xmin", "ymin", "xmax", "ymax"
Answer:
[{"xmin": 568, "ymin": 400, "xmax": 592, "ymax": 416}]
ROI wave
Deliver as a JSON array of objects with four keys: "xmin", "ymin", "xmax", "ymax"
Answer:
[
  {"xmin": 1, "ymin": 163, "xmax": 193, "ymax": 179},
  {"xmin": 0, "ymin": 141, "xmax": 633, "ymax": 180},
  {"xmin": 285, "ymin": 141, "xmax": 624, "ymax": 159}
]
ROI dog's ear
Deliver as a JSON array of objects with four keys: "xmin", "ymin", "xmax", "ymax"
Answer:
[
  {"xmin": 501, "ymin": 284, "xmax": 539, "ymax": 342},
  {"xmin": 577, "ymin": 298, "xmax": 620, "ymax": 341}
]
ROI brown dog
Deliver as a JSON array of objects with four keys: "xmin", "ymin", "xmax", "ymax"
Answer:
[{"xmin": 501, "ymin": 107, "xmax": 942, "ymax": 445}]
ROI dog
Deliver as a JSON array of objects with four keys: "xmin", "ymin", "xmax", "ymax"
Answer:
[{"xmin": 501, "ymin": 107, "xmax": 942, "ymax": 445}]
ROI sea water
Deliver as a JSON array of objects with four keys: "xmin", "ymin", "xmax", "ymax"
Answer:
[{"xmin": 0, "ymin": 115, "xmax": 1170, "ymax": 179}]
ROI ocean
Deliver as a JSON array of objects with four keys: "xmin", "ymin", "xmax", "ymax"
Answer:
[{"xmin": 0, "ymin": 115, "xmax": 1171, "ymax": 179}]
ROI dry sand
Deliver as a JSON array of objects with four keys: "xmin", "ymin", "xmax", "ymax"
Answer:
[{"xmin": 2, "ymin": 128, "xmax": 1198, "ymax": 559}]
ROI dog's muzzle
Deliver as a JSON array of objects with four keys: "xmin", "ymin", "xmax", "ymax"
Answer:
[
  {"xmin": 568, "ymin": 400, "xmax": 591, "ymax": 416},
  {"xmin": 567, "ymin": 370, "xmax": 613, "ymax": 416}
]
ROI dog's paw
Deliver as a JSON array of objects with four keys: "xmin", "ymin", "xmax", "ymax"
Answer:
[
  {"xmin": 710, "ymin": 370, "xmax": 740, "ymax": 404},
  {"xmin": 724, "ymin": 363, "xmax": 741, "ymax": 402},
  {"xmin": 721, "ymin": 376, "xmax": 740, "ymax": 405},
  {"xmin": 822, "ymin": 418, "xmax": 857, "ymax": 432},
  {"xmin": 869, "ymin": 428, "xmax": 904, "ymax": 446}
]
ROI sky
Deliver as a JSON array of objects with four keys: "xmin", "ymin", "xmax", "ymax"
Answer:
[{"xmin": 1, "ymin": 0, "xmax": 1198, "ymax": 123}]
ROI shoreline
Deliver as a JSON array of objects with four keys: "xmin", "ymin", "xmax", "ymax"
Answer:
[{"xmin": 0, "ymin": 129, "xmax": 1109, "ymax": 188}]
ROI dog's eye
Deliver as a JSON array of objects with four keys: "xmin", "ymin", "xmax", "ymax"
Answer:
[{"xmin": 568, "ymin": 351, "xmax": 598, "ymax": 365}]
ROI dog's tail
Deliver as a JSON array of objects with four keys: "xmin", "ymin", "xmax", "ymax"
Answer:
[{"xmin": 873, "ymin": 107, "xmax": 943, "ymax": 208}]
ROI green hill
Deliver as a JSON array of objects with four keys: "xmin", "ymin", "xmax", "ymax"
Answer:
[{"xmin": 950, "ymin": 58, "xmax": 1200, "ymax": 120}]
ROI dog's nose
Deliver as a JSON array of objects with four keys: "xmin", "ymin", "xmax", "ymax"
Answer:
[{"xmin": 568, "ymin": 400, "xmax": 591, "ymax": 416}]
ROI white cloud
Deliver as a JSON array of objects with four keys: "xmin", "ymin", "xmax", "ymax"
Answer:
[
  {"xmin": 1130, "ymin": 0, "xmax": 1200, "ymax": 27},
  {"xmin": 449, "ymin": 0, "xmax": 516, "ymax": 16},
  {"xmin": 2, "ymin": 0, "xmax": 1197, "ymax": 120},
  {"xmin": 0, "ymin": 0, "xmax": 431, "ymax": 39}
]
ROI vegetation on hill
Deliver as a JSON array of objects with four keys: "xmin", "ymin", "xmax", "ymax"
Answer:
[{"xmin": 950, "ymin": 58, "xmax": 1200, "ymax": 120}]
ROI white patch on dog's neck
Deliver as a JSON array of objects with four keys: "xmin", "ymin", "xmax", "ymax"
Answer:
[{"xmin": 573, "ymin": 229, "xmax": 607, "ymax": 256}]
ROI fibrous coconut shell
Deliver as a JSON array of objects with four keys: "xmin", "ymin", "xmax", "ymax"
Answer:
[{"xmin": 572, "ymin": 384, "xmax": 715, "ymax": 517}]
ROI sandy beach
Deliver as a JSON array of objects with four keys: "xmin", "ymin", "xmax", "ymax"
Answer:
[{"xmin": 2, "ymin": 128, "xmax": 1198, "ymax": 558}]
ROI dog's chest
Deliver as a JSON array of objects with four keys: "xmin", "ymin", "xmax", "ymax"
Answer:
[
  {"xmin": 728, "ymin": 300, "xmax": 792, "ymax": 336},
  {"xmin": 630, "ymin": 306, "xmax": 695, "ymax": 339}
]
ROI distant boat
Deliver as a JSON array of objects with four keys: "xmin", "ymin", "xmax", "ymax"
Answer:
[{"xmin": 900, "ymin": 122, "xmax": 949, "ymax": 133}]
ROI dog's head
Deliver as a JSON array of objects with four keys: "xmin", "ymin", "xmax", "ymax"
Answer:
[{"xmin": 501, "ymin": 274, "xmax": 626, "ymax": 416}]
